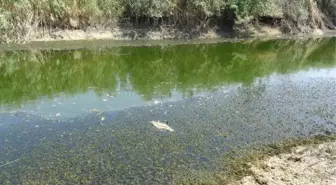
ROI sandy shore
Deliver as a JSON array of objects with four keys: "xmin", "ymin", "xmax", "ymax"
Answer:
[{"xmin": 232, "ymin": 141, "xmax": 336, "ymax": 185}]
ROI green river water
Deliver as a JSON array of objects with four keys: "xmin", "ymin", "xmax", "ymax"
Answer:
[{"xmin": 0, "ymin": 37, "xmax": 335, "ymax": 184}]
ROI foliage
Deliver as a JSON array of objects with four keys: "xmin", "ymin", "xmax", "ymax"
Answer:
[{"xmin": 0, "ymin": 0, "xmax": 334, "ymax": 42}]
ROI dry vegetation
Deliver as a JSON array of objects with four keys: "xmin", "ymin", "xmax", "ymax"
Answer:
[{"xmin": 0, "ymin": 0, "xmax": 335, "ymax": 42}]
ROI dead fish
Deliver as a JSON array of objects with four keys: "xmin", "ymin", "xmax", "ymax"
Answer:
[{"xmin": 150, "ymin": 120, "xmax": 174, "ymax": 132}]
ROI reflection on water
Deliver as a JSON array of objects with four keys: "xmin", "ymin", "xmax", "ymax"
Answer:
[
  {"xmin": 0, "ymin": 37, "xmax": 335, "ymax": 118},
  {"xmin": 0, "ymin": 37, "xmax": 335, "ymax": 184}
]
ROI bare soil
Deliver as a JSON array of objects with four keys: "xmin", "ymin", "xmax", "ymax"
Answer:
[
  {"xmin": 27, "ymin": 25, "xmax": 286, "ymax": 42},
  {"xmin": 30, "ymin": 27, "xmax": 212, "ymax": 42},
  {"xmin": 232, "ymin": 141, "xmax": 336, "ymax": 185}
]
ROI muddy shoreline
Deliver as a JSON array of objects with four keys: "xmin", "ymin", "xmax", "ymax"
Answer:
[
  {"xmin": 1, "ymin": 27, "xmax": 335, "ymax": 51},
  {"xmin": 230, "ymin": 137, "xmax": 336, "ymax": 185}
]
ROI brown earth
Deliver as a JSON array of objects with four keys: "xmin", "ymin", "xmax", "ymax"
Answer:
[
  {"xmin": 231, "ymin": 141, "xmax": 336, "ymax": 185},
  {"xmin": 28, "ymin": 25, "xmax": 324, "ymax": 42}
]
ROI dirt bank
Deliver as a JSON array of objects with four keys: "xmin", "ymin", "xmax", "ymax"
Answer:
[
  {"xmin": 26, "ymin": 25, "xmax": 275, "ymax": 42},
  {"xmin": 25, "ymin": 25, "xmax": 327, "ymax": 42},
  {"xmin": 232, "ymin": 141, "xmax": 336, "ymax": 185}
]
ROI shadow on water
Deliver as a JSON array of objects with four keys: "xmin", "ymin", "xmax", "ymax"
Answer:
[{"xmin": 0, "ymin": 37, "xmax": 335, "ymax": 184}]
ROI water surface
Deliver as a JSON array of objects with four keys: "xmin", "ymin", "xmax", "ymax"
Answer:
[{"xmin": 0, "ymin": 37, "xmax": 335, "ymax": 184}]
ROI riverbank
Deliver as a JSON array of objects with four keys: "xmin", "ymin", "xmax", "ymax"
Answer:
[
  {"xmin": 1, "ymin": 0, "xmax": 335, "ymax": 43},
  {"xmin": 5, "ymin": 21, "xmax": 336, "ymax": 44},
  {"xmin": 228, "ymin": 135, "xmax": 336, "ymax": 185},
  {"xmin": 21, "ymin": 25, "xmax": 329, "ymax": 43},
  {"xmin": 237, "ymin": 141, "xmax": 336, "ymax": 185},
  {"xmin": 1, "ymin": 29, "xmax": 335, "ymax": 52}
]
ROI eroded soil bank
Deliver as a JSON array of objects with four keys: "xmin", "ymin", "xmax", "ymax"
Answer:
[
  {"xmin": 23, "ymin": 23, "xmax": 286, "ymax": 42},
  {"xmin": 9, "ymin": 25, "xmax": 336, "ymax": 44},
  {"xmin": 229, "ymin": 136, "xmax": 336, "ymax": 185}
]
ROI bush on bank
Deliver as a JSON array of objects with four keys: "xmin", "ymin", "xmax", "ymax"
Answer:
[{"xmin": 0, "ymin": 0, "xmax": 335, "ymax": 42}]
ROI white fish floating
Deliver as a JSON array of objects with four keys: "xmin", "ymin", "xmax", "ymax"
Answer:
[{"xmin": 150, "ymin": 121, "xmax": 174, "ymax": 132}]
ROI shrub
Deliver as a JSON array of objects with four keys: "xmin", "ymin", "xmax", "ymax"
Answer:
[{"xmin": 0, "ymin": 0, "xmax": 335, "ymax": 42}]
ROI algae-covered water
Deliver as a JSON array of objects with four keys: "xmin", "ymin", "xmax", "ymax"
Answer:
[{"xmin": 0, "ymin": 37, "xmax": 335, "ymax": 184}]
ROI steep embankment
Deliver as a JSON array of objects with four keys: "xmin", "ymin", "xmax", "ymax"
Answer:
[{"xmin": 0, "ymin": 0, "xmax": 335, "ymax": 42}]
